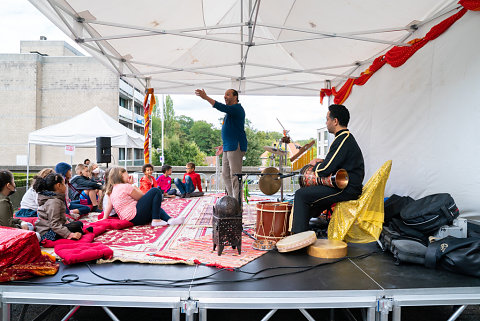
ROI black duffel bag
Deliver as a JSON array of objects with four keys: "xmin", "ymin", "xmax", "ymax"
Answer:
[
  {"xmin": 425, "ymin": 236, "xmax": 480, "ymax": 277},
  {"xmin": 384, "ymin": 194, "xmax": 415, "ymax": 224},
  {"xmin": 400, "ymin": 193, "xmax": 459, "ymax": 234}
]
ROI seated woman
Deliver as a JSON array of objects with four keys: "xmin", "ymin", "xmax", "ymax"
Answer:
[
  {"xmin": 70, "ymin": 164, "xmax": 103, "ymax": 212},
  {"xmin": 0, "ymin": 170, "xmax": 35, "ymax": 232},
  {"xmin": 16, "ymin": 168, "xmax": 55, "ymax": 217},
  {"xmin": 103, "ymin": 167, "xmax": 184, "ymax": 227},
  {"xmin": 34, "ymin": 173, "xmax": 83, "ymax": 242}
]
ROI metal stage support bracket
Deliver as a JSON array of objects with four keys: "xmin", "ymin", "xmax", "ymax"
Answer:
[
  {"xmin": 377, "ymin": 297, "xmax": 393, "ymax": 321},
  {"xmin": 181, "ymin": 299, "xmax": 199, "ymax": 321}
]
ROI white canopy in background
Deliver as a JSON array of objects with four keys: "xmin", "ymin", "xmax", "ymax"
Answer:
[
  {"xmin": 27, "ymin": 106, "xmax": 144, "ymax": 176},
  {"xmin": 28, "ymin": 0, "xmax": 461, "ymax": 96},
  {"xmin": 28, "ymin": 106, "xmax": 144, "ymax": 148},
  {"xmin": 29, "ymin": 1, "xmax": 480, "ymax": 220}
]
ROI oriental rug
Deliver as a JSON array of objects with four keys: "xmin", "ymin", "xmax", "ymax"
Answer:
[{"xmin": 93, "ymin": 194, "xmax": 268, "ymax": 265}]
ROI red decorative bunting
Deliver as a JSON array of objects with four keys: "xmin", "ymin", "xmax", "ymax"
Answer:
[{"xmin": 320, "ymin": 2, "xmax": 474, "ymax": 105}]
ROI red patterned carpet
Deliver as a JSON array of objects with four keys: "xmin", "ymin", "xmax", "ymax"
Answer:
[{"xmin": 88, "ymin": 194, "xmax": 269, "ymax": 266}]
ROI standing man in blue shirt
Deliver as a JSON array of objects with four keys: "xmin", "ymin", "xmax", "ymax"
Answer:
[{"xmin": 195, "ymin": 88, "xmax": 248, "ymax": 201}]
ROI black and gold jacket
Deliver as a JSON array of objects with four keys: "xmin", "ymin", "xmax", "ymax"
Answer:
[{"xmin": 314, "ymin": 129, "xmax": 365, "ymax": 195}]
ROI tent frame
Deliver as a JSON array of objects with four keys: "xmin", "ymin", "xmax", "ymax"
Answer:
[{"xmin": 31, "ymin": 0, "xmax": 461, "ymax": 94}]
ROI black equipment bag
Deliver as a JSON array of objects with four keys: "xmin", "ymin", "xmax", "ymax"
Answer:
[
  {"xmin": 425, "ymin": 236, "xmax": 480, "ymax": 277},
  {"xmin": 381, "ymin": 225, "xmax": 428, "ymax": 265},
  {"xmin": 400, "ymin": 193, "xmax": 459, "ymax": 234},
  {"xmin": 384, "ymin": 194, "xmax": 415, "ymax": 224}
]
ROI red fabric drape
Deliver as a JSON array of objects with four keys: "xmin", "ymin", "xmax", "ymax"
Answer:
[{"xmin": 320, "ymin": 1, "xmax": 476, "ymax": 105}]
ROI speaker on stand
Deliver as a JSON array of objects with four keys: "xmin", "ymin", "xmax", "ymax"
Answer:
[{"xmin": 96, "ymin": 137, "xmax": 111, "ymax": 167}]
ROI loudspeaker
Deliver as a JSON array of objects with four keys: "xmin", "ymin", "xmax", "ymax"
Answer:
[{"xmin": 96, "ymin": 137, "xmax": 111, "ymax": 164}]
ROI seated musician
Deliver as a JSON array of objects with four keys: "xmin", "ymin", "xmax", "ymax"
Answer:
[{"xmin": 291, "ymin": 104, "xmax": 365, "ymax": 234}]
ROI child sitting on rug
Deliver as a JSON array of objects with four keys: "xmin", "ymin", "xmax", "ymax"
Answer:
[
  {"xmin": 103, "ymin": 167, "xmax": 184, "ymax": 227},
  {"xmin": 33, "ymin": 173, "xmax": 83, "ymax": 242},
  {"xmin": 174, "ymin": 162, "xmax": 202, "ymax": 198},
  {"xmin": 139, "ymin": 163, "xmax": 157, "ymax": 194},
  {"xmin": 16, "ymin": 168, "xmax": 55, "ymax": 217},
  {"xmin": 0, "ymin": 170, "xmax": 35, "ymax": 232},
  {"xmin": 69, "ymin": 164, "xmax": 103, "ymax": 212},
  {"xmin": 55, "ymin": 162, "xmax": 91, "ymax": 218},
  {"xmin": 156, "ymin": 164, "xmax": 177, "ymax": 198}
]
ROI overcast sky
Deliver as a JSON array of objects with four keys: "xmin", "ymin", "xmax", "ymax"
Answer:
[{"xmin": 0, "ymin": 0, "xmax": 327, "ymax": 140}]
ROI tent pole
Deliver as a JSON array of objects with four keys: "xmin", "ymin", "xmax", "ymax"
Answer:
[
  {"xmin": 26, "ymin": 142, "xmax": 31, "ymax": 181},
  {"xmin": 161, "ymin": 94, "xmax": 164, "ymax": 166}
]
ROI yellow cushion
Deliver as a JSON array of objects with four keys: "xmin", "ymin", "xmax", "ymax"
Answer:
[{"xmin": 328, "ymin": 160, "xmax": 392, "ymax": 243}]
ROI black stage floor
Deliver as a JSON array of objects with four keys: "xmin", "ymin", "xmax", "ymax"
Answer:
[{"xmin": 2, "ymin": 241, "xmax": 480, "ymax": 321}]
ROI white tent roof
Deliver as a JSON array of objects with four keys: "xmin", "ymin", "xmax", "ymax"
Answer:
[
  {"xmin": 28, "ymin": 0, "xmax": 461, "ymax": 96},
  {"xmin": 28, "ymin": 106, "xmax": 144, "ymax": 148}
]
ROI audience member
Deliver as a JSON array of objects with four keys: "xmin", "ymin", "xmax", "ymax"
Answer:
[
  {"xmin": 70, "ymin": 164, "xmax": 102, "ymax": 212},
  {"xmin": 16, "ymin": 168, "xmax": 54, "ymax": 217},
  {"xmin": 174, "ymin": 162, "xmax": 202, "ymax": 198},
  {"xmin": 84, "ymin": 159, "xmax": 91, "ymax": 165},
  {"xmin": 89, "ymin": 163, "xmax": 105, "ymax": 184},
  {"xmin": 103, "ymin": 167, "xmax": 184, "ymax": 226},
  {"xmin": 34, "ymin": 173, "xmax": 83, "ymax": 242},
  {"xmin": 55, "ymin": 162, "xmax": 90, "ymax": 218},
  {"xmin": 139, "ymin": 163, "xmax": 157, "ymax": 194},
  {"xmin": 99, "ymin": 167, "xmax": 116, "ymax": 218},
  {"xmin": 0, "ymin": 170, "xmax": 34, "ymax": 231},
  {"xmin": 156, "ymin": 165, "xmax": 177, "ymax": 198}
]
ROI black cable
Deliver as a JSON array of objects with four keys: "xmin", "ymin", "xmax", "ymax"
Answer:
[{"xmin": 11, "ymin": 251, "xmax": 379, "ymax": 288}]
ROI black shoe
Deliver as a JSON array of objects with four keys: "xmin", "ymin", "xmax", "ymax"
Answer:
[
  {"xmin": 180, "ymin": 193, "xmax": 186, "ymax": 198},
  {"xmin": 91, "ymin": 205, "xmax": 102, "ymax": 213}
]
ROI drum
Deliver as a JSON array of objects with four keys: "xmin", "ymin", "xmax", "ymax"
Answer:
[
  {"xmin": 299, "ymin": 165, "xmax": 318, "ymax": 188},
  {"xmin": 276, "ymin": 231, "xmax": 317, "ymax": 253},
  {"xmin": 255, "ymin": 202, "xmax": 292, "ymax": 242}
]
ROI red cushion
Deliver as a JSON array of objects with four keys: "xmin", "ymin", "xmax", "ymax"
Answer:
[
  {"xmin": 0, "ymin": 227, "xmax": 41, "ymax": 268},
  {"xmin": 54, "ymin": 243, "xmax": 113, "ymax": 265}
]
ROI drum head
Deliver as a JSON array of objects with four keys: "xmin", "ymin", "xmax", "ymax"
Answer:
[
  {"xmin": 259, "ymin": 167, "xmax": 281, "ymax": 195},
  {"xmin": 276, "ymin": 231, "xmax": 317, "ymax": 253}
]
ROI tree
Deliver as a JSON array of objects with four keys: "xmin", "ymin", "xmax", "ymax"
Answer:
[
  {"xmin": 189, "ymin": 120, "xmax": 221, "ymax": 155},
  {"xmin": 163, "ymin": 136, "xmax": 206, "ymax": 166},
  {"xmin": 177, "ymin": 115, "xmax": 194, "ymax": 140}
]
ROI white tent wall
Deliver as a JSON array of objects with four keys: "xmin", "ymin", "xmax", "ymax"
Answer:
[{"xmin": 348, "ymin": 11, "xmax": 480, "ymax": 220}]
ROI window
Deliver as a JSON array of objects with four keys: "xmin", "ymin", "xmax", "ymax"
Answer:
[
  {"xmin": 119, "ymin": 148, "xmax": 125, "ymax": 161},
  {"xmin": 324, "ymin": 130, "xmax": 328, "ymax": 142},
  {"xmin": 119, "ymin": 97, "xmax": 128, "ymax": 108},
  {"xmin": 134, "ymin": 102, "xmax": 143, "ymax": 115},
  {"xmin": 324, "ymin": 146, "xmax": 328, "ymax": 155}
]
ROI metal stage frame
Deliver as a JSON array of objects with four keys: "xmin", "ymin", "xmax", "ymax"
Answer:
[{"xmin": 1, "ymin": 243, "xmax": 480, "ymax": 321}]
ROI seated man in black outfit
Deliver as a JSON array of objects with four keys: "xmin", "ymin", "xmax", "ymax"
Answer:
[{"xmin": 291, "ymin": 104, "xmax": 365, "ymax": 234}]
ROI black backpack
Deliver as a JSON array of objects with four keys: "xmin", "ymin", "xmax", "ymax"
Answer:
[
  {"xmin": 384, "ymin": 194, "xmax": 415, "ymax": 224},
  {"xmin": 400, "ymin": 193, "xmax": 459, "ymax": 235},
  {"xmin": 425, "ymin": 236, "xmax": 480, "ymax": 278}
]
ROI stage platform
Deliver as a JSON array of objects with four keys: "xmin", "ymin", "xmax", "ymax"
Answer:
[{"xmin": 1, "ymin": 242, "xmax": 480, "ymax": 321}]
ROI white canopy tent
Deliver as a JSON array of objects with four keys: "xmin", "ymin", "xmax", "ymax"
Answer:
[
  {"xmin": 29, "ymin": 1, "xmax": 480, "ymax": 220},
  {"xmin": 27, "ymin": 106, "xmax": 144, "ymax": 176}
]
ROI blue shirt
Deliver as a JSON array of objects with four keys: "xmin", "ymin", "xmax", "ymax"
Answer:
[{"xmin": 213, "ymin": 101, "xmax": 248, "ymax": 152}]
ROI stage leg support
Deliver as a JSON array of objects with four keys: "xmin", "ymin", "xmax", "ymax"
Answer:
[
  {"xmin": 199, "ymin": 308, "xmax": 207, "ymax": 321},
  {"xmin": 261, "ymin": 309, "xmax": 277, "ymax": 321},
  {"xmin": 299, "ymin": 309, "xmax": 315, "ymax": 321},
  {"xmin": 447, "ymin": 305, "xmax": 467, "ymax": 321},
  {"xmin": 366, "ymin": 307, "xmax": 375, "ymax": 321},
  {"xmin": 392, "ymin": 305, "xmax": 401, "ymax": 321},
  {"xmin": 1, "ymin": 303, "xmax": 10, "ymax": 321},
  {"xmin": 102, "ymin": 307, "xmax": 120, "ymax": 321}
]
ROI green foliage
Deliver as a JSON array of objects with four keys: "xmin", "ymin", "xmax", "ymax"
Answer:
[
  {"xmin": 189, "ymin": 120, "xmax": 221, "ymax": 155},
  {"xmin": 163, "ymin": 136, "xmax": 206, "ymax": 166},
  {"xmin": 13, "ymin": 173, "xmax": 35, "ymax": 188}
]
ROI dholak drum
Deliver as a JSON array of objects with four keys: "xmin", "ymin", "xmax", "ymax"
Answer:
[
  {"xmin": 299, "ymin": 165, "xmax": 318, "ymax": 188},
  {"xmin": 255, "ymin": 202, "xmax": 292, "ymax": 243},
  {"xmin": 276, "ymin": 231, "xmax": 317, "ymax": 253}
]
